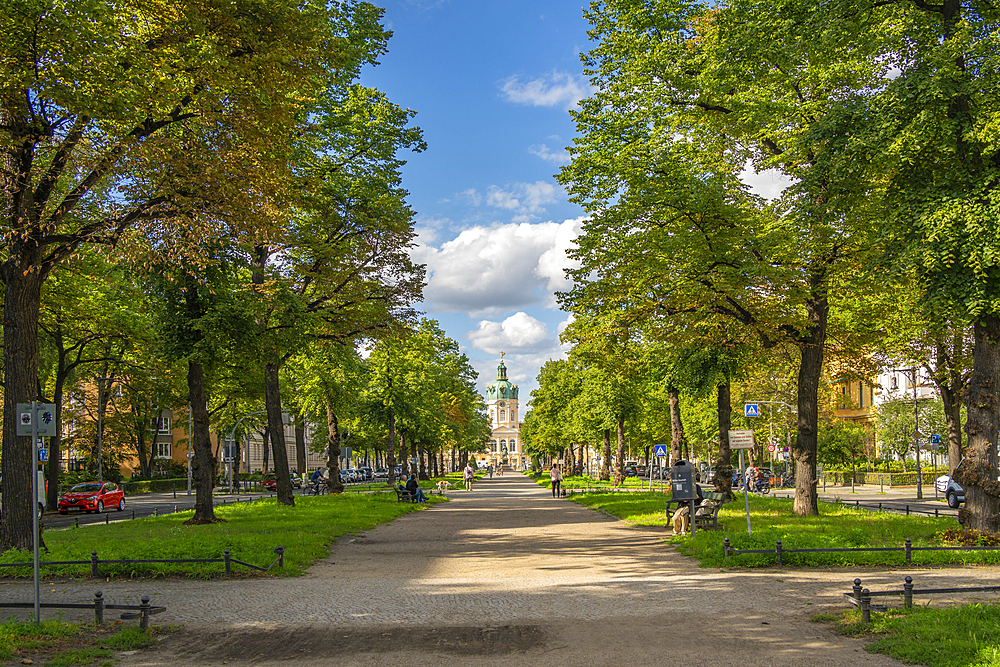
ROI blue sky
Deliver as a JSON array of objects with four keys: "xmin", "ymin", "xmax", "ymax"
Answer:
[
  {"xmin": 360, "ymin": 0, "xmax": 595, "ymax": 403},
  {"xmin": 360, "ymin": 0, "xmax": 790, "ymax": 406}
]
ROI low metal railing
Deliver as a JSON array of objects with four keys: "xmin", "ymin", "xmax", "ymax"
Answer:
[
  {"xmin": 0, "ymin": 591, "xmax": 165, "ymax": 628},
  {"xmin": 724, "ymin": 537, "xmax": 1000, "ymax": 565},
  {"xmin": 846, "ymin": 576, "xmax": 1000, "ymax": 624},
  {"xmin": 0, "ymin": 546, "xmax": 284, "ymax": 578}
]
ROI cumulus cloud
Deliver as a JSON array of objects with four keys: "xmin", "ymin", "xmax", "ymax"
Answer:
[
  {"xmin": 458, "ymin": 188, "xmax": 483, "ymax": 206},
  {"xmin": 528, "ymin": 144, "xmax": 571, "ymax": 165},
  {"xmin": 485, "ymin": 181, "xmax": 559, "ymax": 221},
  {"xmin": 467, "ymin": 312, "xmax": 549, "ymax": 353},
  {"xmin": 500, "ymin": 71, "xmax": 589, "ymax": 110},
  {"xmin": 410, "ymin": 217, "xmax": 585, "ymax": 316}
]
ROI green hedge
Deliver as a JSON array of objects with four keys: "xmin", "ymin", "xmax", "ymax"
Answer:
[
  {"xmin": 120, "ymin": 478, "xmax": 190, "ymax": 495},
  {"xmin": 823, "ymin": 470, "xmax": 942, "ymax": 486}
]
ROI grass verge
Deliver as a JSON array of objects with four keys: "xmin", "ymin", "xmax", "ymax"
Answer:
[
  {"xmin": 0, "ymin": 619, "xmax": 169, "ymax": 666},
  {"xmin": 2, "ymin": 492, "xmax": 444, "ymax": 579},
  {"xmin": 568, "ymin": 490, "xmax": 1000, "ymax": 567},
  {"xmin": 820, "ymin": 602, "xmax": 1000, "ymax": 667}
]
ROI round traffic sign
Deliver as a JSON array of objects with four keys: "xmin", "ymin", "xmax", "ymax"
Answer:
[{"xmin": 767, "ymin": 444, "xmax": 776, "ymax": 453}]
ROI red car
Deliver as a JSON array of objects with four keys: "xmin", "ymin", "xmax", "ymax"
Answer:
[{"xmin": 58, "ymin": 482, "xmax": 125, "ymax": 514}]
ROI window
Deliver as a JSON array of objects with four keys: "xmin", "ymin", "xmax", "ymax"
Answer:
[
  {"xmin": 509, "ymin": 441, "xmax": 517, "ymax": 453},
  {"xmin": 154, "ymin": 441, "xmax": 172, "ymax": 459},
  {"xmin": 491, "ymin": 440, "xmax": 497, "ymax": 452},
  {"xmin": 499, "ymin": 410, "xmax": 505, "ymax": 422},
  {"xmin": 150, "ymin": 417, "xmax": 171, "ymax": 434}
]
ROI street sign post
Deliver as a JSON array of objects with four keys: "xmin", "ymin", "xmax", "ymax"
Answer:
[{"xmin": 744, "ymin": 404, "xmax": 760, "ymax": 417}]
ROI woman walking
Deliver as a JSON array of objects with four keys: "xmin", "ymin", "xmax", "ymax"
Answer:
[{"xmin": 550, "ymin": 465, "xmax": 563, "ymax": 497}]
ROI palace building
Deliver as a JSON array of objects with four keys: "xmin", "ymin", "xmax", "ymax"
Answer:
[{"xmin": 480, "ymin": 353, "xmax": 524, "ymax": 469}]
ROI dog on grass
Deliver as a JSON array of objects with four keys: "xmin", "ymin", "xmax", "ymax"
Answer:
[{"xmin": 436, "ymin": 481, "xmax": 454, "ymax": 491}]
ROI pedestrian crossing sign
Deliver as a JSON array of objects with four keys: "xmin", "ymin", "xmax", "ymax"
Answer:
[
  {"xmin": 745, "ymin": 404, "xmax": 760, "ymax": 418},
  {"xmin": 653, "ymin": 444, "xmax": 668, "ymax": 457}
]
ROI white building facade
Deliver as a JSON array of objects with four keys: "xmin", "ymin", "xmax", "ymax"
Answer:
[{"xmin": 480, "ymin": 356, "xmax": 525, "ymax": 469}]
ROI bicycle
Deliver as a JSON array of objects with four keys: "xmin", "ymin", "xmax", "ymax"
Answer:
[{"xmin": 303, "ymin": 480, "xmax": 328, "ymax": 496}]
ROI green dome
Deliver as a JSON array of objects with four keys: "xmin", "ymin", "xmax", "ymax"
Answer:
[{"xmin": 486, "ymin": 361, "xmax": 518, "ymax": 400}]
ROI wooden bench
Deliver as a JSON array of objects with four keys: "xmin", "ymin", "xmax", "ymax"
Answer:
[
  {"xmin": 394, "ymin": 487, "xmax": 417, "ymax": 503},
  {"xmin": 666, "ymin": 491, "xmax": 729, "ymax": 531}
]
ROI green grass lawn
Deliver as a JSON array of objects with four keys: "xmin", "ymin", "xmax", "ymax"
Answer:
[
  {"xmin": 820, "ymin": 602, "xmax": 1000, "ymax": 667},
  {"xmin": 0, "ymin": 619, "xmax": 164, "ymax": 666},
  {"xmin": 568, "ymin": 490, "xmax": 1000, "ymax": 567},
  {"xmin": 527, "ymin": 472, "xmax": 665, "ymax": 491},
  {"xmin": 1, "ymin": 491, "xmax": 444, "ymax": 579}
]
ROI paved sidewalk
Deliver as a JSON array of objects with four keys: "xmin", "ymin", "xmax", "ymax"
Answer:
[{"xmin": 2, "ymin": 474, "xmax": 996, "ymax": 666}]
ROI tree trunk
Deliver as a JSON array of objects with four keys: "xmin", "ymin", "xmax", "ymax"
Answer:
[
  {"xmin": 262, "ymin": 429, "xmax": 270, "ymax": 473},
  {"xmin": 185, "ymin": 361, "xmax": 221, "ymax": 524},
  {"xmin": 45, "ymin": 351, "xmax": 69, "ymax": 510},
  {"xmin": 669, "ymin": 385, "xmax": 684, "ymax": 465},
  {"xmin": 386, "ymin": 389, "xmax": 396, "ymax": 486},
  {"xmin": 954, "ymin": 314, "xmax": 1000, "ymax": 533},
  {"xmin": 325, "ymin": 403, "xmax": 344, "ymax": 494},
  {"xmin": 792, "ymin": 293, "xmax": 828, "ymax": 517},
  {"xmin": 601, "ymin": 428, "xmax": 611, "ymax": 480},
  {"xmin": 616, "ymin": 416, "xmax": 626, "ymax": 475},
  {"xmin": 295, "ymin": 416, "xmax": 306, "ymax": 479},
  {"xmin": 418, "ymin": 442, "xmax": 428, "ymax": 480},
  {"xmin": 264, "ymin": 362, "xmax": 294, "ymax": 506},
  {"xmin": 715, "ymin": 382, "xmax": 733, "ymax": 495}
]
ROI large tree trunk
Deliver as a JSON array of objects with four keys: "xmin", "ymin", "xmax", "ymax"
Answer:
[
  {"xmin": 261, "ymin": 429, "xmax": 270, "ymax": 473},
  {"xmin": 418, "ymin": 442, "xmax": 428, "ymax": 480},
  {"xmin": 295, "ymin": 416, "xmax": 306, "ymax": 479},
  {"xmin": 325, "ymin": 403, "xmax": 344, "ymax": 494},
  {"xmin": 601, "ymin": 428, "xmax": 611, "ymax": 480},
  {"xmin": 185, "ymin": 361, "xmax": 222, "ymax": 524},
  {"xmin": 45, "ymin": 352, "xmax": 69, "ymax": 511},
  {"xmin": 264, "ymin": 362, "xmax": 294, "ymax": 506},
  {"xmin": 669, "ymin": 385, "xmax": 684, "ymax": 465},
  {"xmin": 792, "ymin": 293, "xmax": 828, "ymax": 517},
  {"xmin": 954, "ymin": 314, "xmax": 1000, "ymax": 533},
  {"xmin": 715, "ymin": 382, "xmax": 733, "ymax": 495}
]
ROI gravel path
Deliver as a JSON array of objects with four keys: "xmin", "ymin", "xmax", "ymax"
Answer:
[{"xmin": 3, "ymin": 473, "xmax": 998, "ymax": 666}]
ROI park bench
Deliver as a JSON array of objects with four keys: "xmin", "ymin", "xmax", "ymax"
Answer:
[
  {"xmin": 665, "ymin": 491, "xmax": 729, "ymax": 531},
  {"xmin": 394, "ymin": 487, "xmax": 418, "ymax": 503}
]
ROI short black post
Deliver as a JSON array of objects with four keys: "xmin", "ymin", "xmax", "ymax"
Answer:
[
  {"xmin": 879, "ymin": 503, "xmax": 882, "ymax": 512},
  {"xmin": 861, "ymin": 589, "xmax": 872, "ymax": 624},
  {"xmin": 906, "ymin": 505, "xmax": 910, "ymax": 516},
  {"xmin": 173, "ymin": 483, "xmax": 176, "ymax": 499},
  {"xmin": 131, "ymin": 509, "xmax": 135, "ymax": 519},
  {"xmin": 275, "ymin": 545, "xmax": 284, "ymax": 568},
  {"xmin": 856, "ymin": 500, "xmax": 859, "ymax": 508},
  {"xmin": 139, "ymin": 596, "xmax": 151, "ymax": 630},
  {"xmin": 776, "ymin": 539, "xmax": 783, "ymax": 566},
  {"xmin": 724, "ymin": 537, "xmax": 731, "ymax": 558},
  {"xmin": 224, "ymin": 548, "xmax": 231, "ymax": 577},
  {"xmin": 94, "ymin": 591, "xmax": 104, "ymax": 625},
  {"xmin": 74, "ymin": 517, "xmax": 79, "ymax": 528},
  {"xmin": 853, "ymin": 578, "xmax": 863, "ymax": 604},
  {"xmin": 903, "ymin": 575, "xmax": 914, "ymax": 609},
  {"xmin": 105, "ymin": 512, "xmax": 109, "ymax": 524},
  {"xmin": 91, "ymin": 551, "xmax": 99, "ymax": 578},
  {"xmin": 935, "ymin": 508, "xmax": 938, "ymax": 518},
  {"xmin": 905, "ymin": 537, "xmax": 912, "ymax": 565}
]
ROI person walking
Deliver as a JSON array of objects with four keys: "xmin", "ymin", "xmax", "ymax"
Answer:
[
  {"xmin": 550, "ymin": 465, "xmax": 563, "ymax": 497},
  {"xmin": 488, "ymin": 465, "xmax": 494, "ymax": 480},
  {"xmin": 464, "ymin": 463, "xmax": 475, "ymax": 491}
]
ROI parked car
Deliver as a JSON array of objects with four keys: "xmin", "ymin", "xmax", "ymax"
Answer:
[
  {"xmin": 935, "ymin": 474, "xmax": 965, "ymax": 508},
  {"xmin": 373, "ymin": 468, "xmax": 388, "ymax": 479},
  {"xmin": 58, "ymin": 482, "xmax": 125, "ymax": 514},
  {"xmin": 262, "ymin": 474, "xmax": 301, "ymax": 491},
  {"xmin": 701, "ymin": 467, "xmax": 716, "ymax": 484},
  {"xmin": 359, "ymin": 467, "xmax": 373, "ymax": 481}
]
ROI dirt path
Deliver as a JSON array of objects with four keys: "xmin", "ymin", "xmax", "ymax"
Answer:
[{"xmin": 5, "ymin": 474, "xmax": 998, "ymax": 666}]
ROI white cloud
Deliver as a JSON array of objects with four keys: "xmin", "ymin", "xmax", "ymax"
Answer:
[
  {"xmin": 458, "ymin": 188, "xmax": 482, "ymax": 206},
  {"xmin": 467, "ymin": 312, "xmax": 549, "ymax": 353},
  {"xmin": 500, "ymin": 70, "xmax": 589, "ymax": 110},
  {"xmin": 740, "ymin": 160, "xmax": 795, "ymax": 201},
  {"xmin": 528, "ymin": 144, "xmax": 571, "ymax": 165},
  {"xmin": 410, "ymin": 217, "xmax": 585, "ymax": 316},
  {"xmin": 485, "ymin": 181, "xmax": 559, "ymax": 220}
]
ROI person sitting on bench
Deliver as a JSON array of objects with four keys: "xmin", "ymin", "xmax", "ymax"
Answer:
[
  {"xmin": 405, "ymin": 474, "xmax": 427, "ymax": 503},
  {"xmin": 672, "ymin": 483, "xmax": 704, "ymax": 535}
]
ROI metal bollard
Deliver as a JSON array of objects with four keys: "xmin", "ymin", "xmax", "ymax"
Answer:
[
  {"xmin": 853, "ymin": 578, "xmax": 863, "ymax": 604},
  {"xmin": 105, "ymin": 512, "xmax": 109, "ymax": 524},
  {"xmin": 906, "ymin": 505, "xmax": 910, "ymax": 516},
  {"xmin": 173, "ymin": 483, "xmax": 176, "ymax": 499},
  {"xmin": 879, "ymin": 503, "xmax": 882, "ymax": 512},
  {"xmin": 903, "ymin": 576, "xmax": 914, "ymax": 609},
  {"xmin": 724, "ymin": 537, "xmax": 731, "ymax": 558},
  {"xmin": 224, "ymin": 549, "xmax": 231, "ymax": 577},
  {"xmin": 776, "ymin": 539, "xmax": 783, "ymax": 566},
  {"xmin": 139, "ymin": 596, "xmax": 151, "ymax": 630},
  {"xmin": 91, "ymin": 551, "xmax": 99, "ymax": 578},
  {"xmin": 154, "ymin": 507, "xmax": 158, "ymax": 517},
  {"xmin": 74, "ymin": 517, "xmax": 79, "ymax": 528},
  {"xmin": 905, "ymin": 537, "xmax": 912, "ymax": 564},
  {"xmin": 861, "ymin": 589, "xmax": 872, "ymax": 624},
  {"xmin": 935, "ymin": 508, "xmax": 938, "ymax": 518},
  {"xmin": 94, "ymin": 591, "xmax": 104, "ymax": 625},
  {"xmin": 274, "ymin": 545, "xmax": 285, "ymax": 568},
  {"xmin": 132, "ymin": 509, "xmax": 135, "ymax": 520},
  {"xmin": 174, "ymin": 505, "xmax": 177, "ymax": 514}
]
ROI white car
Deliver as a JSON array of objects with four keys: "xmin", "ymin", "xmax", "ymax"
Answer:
[{"xmin": 935, "ymin": 474, "xmax": 965, "ymax": 509}]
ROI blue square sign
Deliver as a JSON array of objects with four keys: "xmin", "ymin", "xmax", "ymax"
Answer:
[
  {"xmin": 653, "ymin": 444, "xmax": 668, "ymax": 457},
  {"xmin": 745, "ymin": 404, "xmax": 760, "ymax": 418}
]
